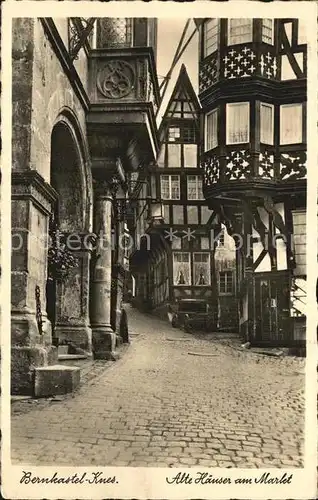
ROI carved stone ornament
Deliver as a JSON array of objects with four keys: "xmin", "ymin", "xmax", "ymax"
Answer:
[{"xmin": 97, "ymin": 60, "xmax": 135, "ymax": 99}]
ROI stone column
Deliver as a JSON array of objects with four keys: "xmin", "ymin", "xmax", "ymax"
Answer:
[
  {"xmin": 54, "ymin": 234, "xmax": 93, "ymax": 354},
  {"xmin": 11, "ymin": 171, "xmax": 58, "ymax": 394},
  {"xmin": 91, "ymin": 184, "xmax": 117, "ymax": 359}
]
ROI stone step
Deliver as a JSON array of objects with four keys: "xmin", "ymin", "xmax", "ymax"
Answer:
[
  {"xmin": 34, "ymin": 365, "xmax": 80, "ymax": 397},
  {"xmin": 58, "ymin": 354, "xmax": 88, "ymax": 361}
]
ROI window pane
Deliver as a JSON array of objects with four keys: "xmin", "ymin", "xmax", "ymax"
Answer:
[
  {"xmin": 187, "ymin": 175, "xmax": 197, "ymax": 200},
  {"xmin": 219, "ymin": 271, "xmax": 234, "ymax": 293},
  {"xmin": 163, "ymin": 204, "xmax": 170, "ymax": 223},
  {"xmin": 182, "ymin": 124, "xmax": 196, "ymax": 143},
  {"xmin": 262, "ymin": 19, "xmax": 273, "ymax": 44},
  {"xmin": 226, "ymin": 102, "xmax": 249, "ymax": 144},
  {"xmin": 260, "ymin": 103, "xmax": 274, "ymax": 145},
  {"xmin": 184, "ymin": 144, "xmax": 198, "ymax": 168},
  {"xmin": 187, "ymin": 206, "xmax": 199, "ymax": 224},
  {"xmin": 280, "ymin": 104, "xmax": 303, "ymax": 145},
  {"xmin": 157, "ymin": 144, "xmax": 165, "ymax": 168},
  {"xmin": 151, "ymin": 175, "xmax": 156, "ymax": 198},
  {"xmin": 173, "ymin": 252, "xmax": 191, "ymax": 285},
  {"xmin": 193, "ymin": 253, "xmax": 211, "ymax": 285},
  {"xmin": 206, "ymin": 109, "xmax": 218, "ymax": 151},
  {"xmin": 171, "ymin": 175, "xmax": 180, "ymax": 200},
  {"xmin": 173, "ymin": 205, "xmax": 184, "ymax": 224},
  {"xmin": 160, "ymin": 175, "xmax": 170, "ymax": 199},
  {"xmin": 204, "ymin": 19, "xmax": 219, "ymax": 57},
  {"xmin": 228, "ymin": 19, "xmax": 252, "ymax": 45},
  {"xmin": 167, "ymin": 144, "xmax": 181, "ymax": 168},
  {"xmin": 201, "ymin": 237, "xmax": 210, "ymax": 250},
  {"xmin": 201, "ymin": 206, "xmax": 212, "ymax": 224},
  {"xmin": 172, "ymin": 237, "xmax": 182, "ymax": 250},
  {"xmin": 187, "ymin": 175, "xmax": 204, "ymax": 200},
  {"xmin": 168, "ymin": 127, "xmax": 180, "ymax": 142}
]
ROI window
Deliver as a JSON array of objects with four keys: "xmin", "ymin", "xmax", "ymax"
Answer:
[
  {"xmin": 219, "ymin": 271, "xmax": 234, "ymax": 294},
  {"xmin": 160, "ymin": 175, "xmax": 180, "ymax": 200},
  {"xmin": 280, "ymin": 104, "xmax": 303, "ymax": 145},
  {"xmin": 183, "ymin": 124, "xmax": 196, "ymax": 144},
  {"xmin": 167, "ymin": 144, "xmax": 181, "ymax": 168},
  {"xmin": 168, "ymin": 124, "xmax": 196, "ymax": 144},
  {"xmin": 172, "ymin": 238, "xmax": 182, "ymax": 250},
  {"xmin": 217, "ymin": 230, "xmax": 225, "ymax": 247},
  {"xmin": 162, "ymin": 204, "xmax": 170, "ymax": 223},
  {"xmin": 173, "ymin": 252, "xmax": 191, "ymax": 285},
  {"xmin": 201, "ymin": 237, "xmax": 210, "ymax": 250},
  {"xmin": 260, "ymin": 103, "xmax": 274, "ymax": 145},
  {"xmin": 193, "ymin": 253, "xmax": 211, "ymax": 286},
  {"xmin": 201, "ymin": 206, "xmax": 212, "ymax": 224},
  {"xmin": 187, "ymin": 175, "xmax": 204, "ymax": 200},
  {"xmin": 173, "ymin": 205, "xmax": 184, "ymax": 224},
  {"xmin": 205, "ymin": 109, "xmax": 218, "ymax": 151},
  {"xmin": 184, "ymin": 144, "xmax": 198, "ymax": 168},
  {"xmin": 261, "ymin": 19, "xmax": 274, "ymax": 44},
  {"xmin": 97, "ymin": 18, "xmax": 133, "ymax": 48},
  {"xmin": 228, "ymin": 19, "xmax": 252, "ymax": 45},
  {"xmin": 226, "ymin": 102, "xmax": 250, "ymax": 144},
  {"xmin": 168, "ymin": 127, "xmax": 180, "ymax": 142},
  {"xmin": 187, "ymin": 206, "xmax": 199, "ymax": 225},
  {"xmin": 203, "ymin": 19, "xmax": 219, "ymax": 57}
]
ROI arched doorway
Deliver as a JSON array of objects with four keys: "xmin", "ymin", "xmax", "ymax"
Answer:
[{"xmin": 48, "ymin": 116, "xmax": 92, "ymax": 351}]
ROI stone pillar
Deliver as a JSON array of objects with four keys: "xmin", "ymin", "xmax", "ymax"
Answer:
[
  {"xmin": 11, "ymin": 171, "xmax": 58, "ymax": 394},
  {"xmin": 54, "ymin": 234, "xmax": 93, "ymax": 353},
  {"xmin": 91, "ymin": 184, "xmax": 117, "ymax": 359}
]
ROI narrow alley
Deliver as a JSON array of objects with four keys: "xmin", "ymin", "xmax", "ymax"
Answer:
[{"xmin": 11, "ymin": 306, "xmax": 305, "ymax": 468}]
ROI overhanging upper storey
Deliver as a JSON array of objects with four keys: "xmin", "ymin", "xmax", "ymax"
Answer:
[
  {"xmin": 86, "ymin": 18, "xmax": 160, "ymax": 172},
  {"xmin": 199, "ymin": 18, "xmax": 307, "ymax": 103},
  {"xmin": 198, "ymin": 18, "xmax": 307, "ymax": 201}
]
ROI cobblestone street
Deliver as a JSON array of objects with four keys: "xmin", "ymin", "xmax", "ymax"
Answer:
[{"xmin": 11, "ymin": 306, "xmax": 305, "ymax": 468}]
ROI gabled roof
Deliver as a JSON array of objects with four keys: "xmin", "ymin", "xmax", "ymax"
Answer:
[{"xmin": 158, "ymin": 64, "xmax": 201, "ymax": 139}]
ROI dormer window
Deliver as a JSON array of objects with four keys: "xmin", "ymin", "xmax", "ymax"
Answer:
[
  {"xmin": 203, "ymin": 19, "xmax": 220, "ymax": 57},
  {"xmin": 228, "ymin": 19, "xmax": 252, "ymax": 45}
]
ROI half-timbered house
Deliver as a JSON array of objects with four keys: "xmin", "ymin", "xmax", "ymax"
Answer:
[
  {"xmin": 130, "ymin": 65, "xmax": 238, "ymax": 331},
  {"xmin": 198, "ymin": 18, "xmax": 307, "ymax": 346}
]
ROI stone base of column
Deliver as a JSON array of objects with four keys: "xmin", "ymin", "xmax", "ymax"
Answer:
[
  {"xmin": 54, "ymin": 324, "xmax": 93, "ymax": 355},
  {"xmin": 11, "ymin": 345, "xmax": 58, "ymax": 395},
  {"xmin": 92, "ymin": 326, "xmax": 119, "ymax": 360}
]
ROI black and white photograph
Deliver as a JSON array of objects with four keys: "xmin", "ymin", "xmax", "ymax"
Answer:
[{"xmin": 1, "ymin": 1, "xmax": 317, "ymax": 499}]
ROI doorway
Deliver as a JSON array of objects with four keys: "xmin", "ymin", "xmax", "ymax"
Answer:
[{"xmin": 254, "ymin": 274, "xmax": 291, "ymax": 344}]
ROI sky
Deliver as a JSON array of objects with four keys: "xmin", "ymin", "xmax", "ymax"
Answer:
[{"xmin": 156, "ymin": 18, "xmax": 199, "ymax": 124}]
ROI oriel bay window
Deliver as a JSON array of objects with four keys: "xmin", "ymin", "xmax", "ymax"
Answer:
[
  {"xmin": 193, "ymin": 253, "xmax": 211, "ymax": 286},
  {"xmin": 228, "ymin": 19, "xmax": 252, "ymax": 45},
  {"xmin": 187, "ymin": 175, "xmax": 204, "ymax": 200},
  {"xmin": 205, "ymin": 109, "xmax": 218, "ymax": 151},
  {"xmin": 203, "ymin": 19, "xmax": 219, "ymax": 57},
  {"xmin": 226, "ymin": 102, "xmax": 250, "ymax": 144},
  {"xmin": 260, "ymin": 103, "xmax": 274, "ymax": 145},
  {"xmin": 280, "ymin": 104, "xmax": 304, "ymax": 145},
  {"xmin": 160, "ymin": 175, "xmax": 180, "ymax": 200}
]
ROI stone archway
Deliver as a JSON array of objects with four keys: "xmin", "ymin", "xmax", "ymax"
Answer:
[{"xmin": 48, "ymin": 116, "xmax": 92, "ymax": 352}]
